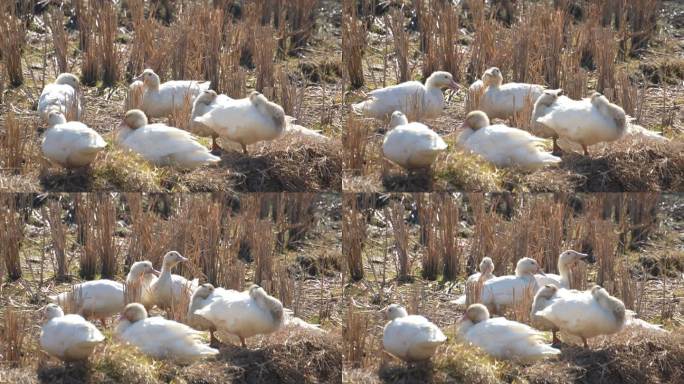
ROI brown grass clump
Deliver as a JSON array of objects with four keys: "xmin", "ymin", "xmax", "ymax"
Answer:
[
  {"xmin": 342, "ymin": 0, "xmax": 366, "ymax": 89},
  {"xmin": 560, "ymin": 141, "xmax": 684, "ymax": 192},
  {"xmin": 0, "ymin": 195, "xmax": 25, "ymax": 281},
  {"xmin": 435, "ymin": 150, "xmax": 501, "ymax": 192},
  {"xmin": 513, "ymin": 328, "xmax": 684, "ymax": 384},
  {"xmin": 0, "ymin": 3, "xmax": 25, "ymax": 87},
  {"xmin": 42, "ymin": 200, "xmax": 69, "ymax": 281},
  {"xmin": 385, "ymin": 200, "xmax": 410, "ymax": 281},
  {"xmin": 385, "ymin": 8, "xmax": 410, "ymax": 83},
  {"xmin": 46, "ymin": 8, "xmax": 69, "ymax": 74},
  {"xmin": 1, "ymin": 308, "xmax": 29, "ymax": 368},
  {"xmin": 343, "ymin": 194, "xmax": 367, "ymax": 281},
  {"xmin": 219, "ymin": 136, "xmax": 342, "ymax": 192}
]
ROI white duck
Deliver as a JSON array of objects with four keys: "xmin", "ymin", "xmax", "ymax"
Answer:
[
  {"xmin": 534, "ymin": 285, "xmax": 626, "ymax": 348},
  {"xmin": 556, "ymin": 117, "xmax": 669, "ymax": 153},
  {"xmin": 382, "ymin": 304, "xmax": 446, "ymax": 362},
  {"xmin": 192, "ymin": 91, "xmax": 286, "ymax": 154},
  {"xmin": 150, "ymin": 251, "xmax": 199, "ymax": 311},
  {"xmin": 187, "ymin": 283, "xmax": 237, "ymax": 346},
  {"xmin": 134, "ymin": 68, "xmax": 210, "ymax": 118},
  {"xmin": 193, "ymin": 284, "xmax": 285, "ymax": 347},
  {"xmin": 458, "ymin": 303, "xmax": 560, "ymax": 361},
  {"xmin": 530, "ymin": 284, "xmax": 564, "ymax": 346},
  {"xmin": 477, "ymin": 67, "xmax": 544, "ymax": 120},
  {"xmin": 533, "ymin": 89, "xmax": 626, "ymax": 155},
  {"xmin": 190, "ymin": 90, "xmax": 233, "ymax": 153},
  {"xmin": 535, "ymin": 250, "xmax": 595, "ymax": 289},
  {"xmin": 352, "ymin": 71, "xmax": 460, "ymax": 121},
  {"xmin": 41, "ymin": 110, "xmax": 106, "ymax": 169},
  {"xmin": 382, "ymin": 111, "xmax": 447, "ymax": 170},
  {"xmin": 38, "ymin": 73, "xmax": 82, "ymax": 122},
  {"xmin": 49, "ymin": 279, "xmax": 125, "ymax": 327},
  {"xmin": 115, "ymin": 303, "xmax": 218, "ymax": 362},
  {"xmin": 458, "ymin": 111, "xmax": 561, "ymax": 170},
  {"xmin": 115, "ymin": 109, "xmax": 220, "ymax": 168},
  {"xmin": 125, "ymin": 80, "xmax": 145, "ymax": 110},
  {"xmin": 480, "ymin": 257, "xmax": 543, "ymax": 314},
  {"xmin": 125, "ymin": 261, "xmax": 160, "ymax": 309},
  {"xmin": 453, "ymin": 257, "xmax": 496, "ymax": 306},
  {"xmin": 40, "ymin": 304, "xmax": 105, "ymax": 362},
  {"xmin": 284, "ymin": 116, "xmax": 329, "ymax": 142},
  {"xmin": 530, "ymin": 89, "xmax": 564, "ymax": 154}
]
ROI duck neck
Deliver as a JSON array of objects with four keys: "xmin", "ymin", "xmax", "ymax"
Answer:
[
  {"xmin": 558, "ymin": 261, "xmax": 571, "ymax": 288},
  {"xmin": 146, "ymin": 75, "xmax": 160, "ymax": 92},
  {"xmin": 160, "ymin": 262, "xmax": 173, "ymax": 279}
]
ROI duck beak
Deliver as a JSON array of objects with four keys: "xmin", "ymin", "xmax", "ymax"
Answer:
[
  {"xmin": 537, "ymin": 266, "xmax": 546, "ymax": 276},
  {"xmin": 449, "ymin": 80, "xmax": 460, "ymax": 91},
  {"xmin": 579, "ymin": 252, "xmax": 595, "ymax": 264},
  {"xmin": 133, "ymin": 74, "xmax": 143, "ymax": 82}
]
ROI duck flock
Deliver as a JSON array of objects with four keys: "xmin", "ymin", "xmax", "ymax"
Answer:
[
  {"xmin": 352, "ymin": 68, "xmax": 669, "ymax": 173},
  {"xmin": 40, "ymin": 251, "xmax": 322, "ymax": 364},
  {"xmin": 38, "ymin": 70, "xmax": 328, "ymax": 172},
  {"xmin": 381, "ymin": 250, "xmax": 667, "ymax": 364}
]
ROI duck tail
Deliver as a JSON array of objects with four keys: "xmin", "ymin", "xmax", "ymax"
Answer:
[
  {"xmin": 451, "ymin": 294, "xmax": 467, "ymax": 306},
  {"xmin": 249, "ymin": 285, "xmax": 284, "ymax": 324},
  {"xmin": 592, "ymin": 286, "xmax": 626, "ymax": 325},
  {"xmin": 351, "ymin": 101, "xmax": 366, "ymax": 115}
]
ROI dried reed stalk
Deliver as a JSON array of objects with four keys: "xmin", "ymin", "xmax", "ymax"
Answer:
[
  {"xmin": 1, "ymin": 110, "xmax": 29, "ymax": 173},
  {"xmin": 343, "ymin": 116, "xmax": 369, "ymax": 176},
  {"xmin": 342, "ymin": 0, "xmax": 365, "ymax": 88},
  {"xmin": 47, "ymin": 8, "xmax": 69, "ymax": 73},
  {"xmin": 343, "ymin": 301, "xmax": 370, "ymax": 368},
  {"xmin": 0, "ymin": 2, "xmax": 25, "ymax": 86},
  {"xmin": 421, "ymin": 215, "xmax": 440, "ymax": 281},
  {"xmin": 221, "ymin": 21, "xmax": 247, "ymax": 97},
  {"xmin": 253, "ymin": 219, "xmax": 275, "ymax": 286},
  {"xmin": 385, "ymin": 201, "xmax": 410, "ymax": 281},
  {"xmin": 79, "ymin": 3, "xmax": 97, "ymax": 86},
  {"xmin": 385, "ymin": 8, "xmax": 410, "ymax": 83},
  {"xmin": 255, "ymin": 25, "xmax": 277, "ymax": 93},
  {"xmin": 98, "ymin": 1, "xmax": 119, "ymax": 86},
  {"xmin": 1, "ymin": 308, "xmax": 27, "ymax": 367},
  {"xmin": 594, "ymin": 27, "xmax": 617, "ymax": 93},
  {"xmin": 286, "ymin": 193, "xmax": 317, "ymax": 248},
  {"xmin": 0, "ymin": 195, "xmax": 24, "ymax": 281},
  {"xmin": 439, "ymin": 194, "xmax": 461, "ymax": 280},
  {"xmin": 43, "ymin": 201, "xmax": 68, "ymax": 281},
  {"xmin": 342, "ymin": 194, "xmax": 366, "ymax": 281}
]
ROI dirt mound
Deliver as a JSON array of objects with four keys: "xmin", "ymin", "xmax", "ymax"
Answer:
[
  {"xmin": 180, "ymin": 337, "xmax": 342, "ymax": 384},
  {"xmin": 514, "ymin": 329, "xmax": 684, "ymax": 384}
]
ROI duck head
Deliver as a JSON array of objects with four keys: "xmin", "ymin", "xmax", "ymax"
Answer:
[
  {"xmin": 482, "ymin": 67, "xmax": 503, "ymax": 87},
  {"xmin": 128, "ymin": 261, "xmax": 161, "ymax": 281},
  {"xmin": 196, "ymin": 90, "xmax": 218, "ymax": 105},
  {"xmin": 134, "ymin": 69, "xmax": 161, "ymax": 89},
  {"xmin": 460, "ymin": 110, "xmax": 490, "ymax": 131},
  {"xmin": 384, "ymin": 304, "xmax": 409, "ymax": 320},
  {"xmin": 559, "ymin": 250, "xmax": 595, "ymax": 268},
  {"xmin": 536, "ymin": 89, "xmax": 563, "ymax": 107},
  {"xmin": 515, "ymin": 257, "xmax": 544, "ymax": 276},
  {"xmin": 162, "ymin": 251, "xmax": 188, "ymax": 270},
  {"xmin": 536, "ymin": 284, "xmax": 559, "ymax": 300},
  {"xmin": 44, "ymin": 303, "xmax": 65, "ymax": 321},
  {"xmin": 120, "ymin": 303, "xmax": 148, "ymax": 323},
  {"xmin": 55, "ymin": 73, "xmax": 80, "ymax": 90},
  {"xmin": 122, "ymin": 109, "xmax": 148, "ymax": 130},
  {"xmin": 426, "ymin": 71, "xmax": 460, "ymax": 91},
  {"xmin": 479, "ymin": 257, "xmax": 495, "ymax": 275},
  {"xmin": 46, "ymin": 110, "xmax": 67, "ymax": 127},
  {"xmin": 463, "ymin": 303, "xmax": 490, "ymax": 324},
  {"xmin": 389, "ymin": 111, "xmax": 409, "ymax": 128},
  {"xmin": 193, "ymin": 283, "xmax": 215, "ymax": 300}
]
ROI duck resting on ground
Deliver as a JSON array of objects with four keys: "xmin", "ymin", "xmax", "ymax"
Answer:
[
  {"xmin": 133, "ymin": 68, "xmax": 210, "ymax": 119},
  {"xmin": 352, "ymin": 71, "xmax": 460, "ymax": 121},
  {"xmin": 41, "ymin": 110, "xmax": 106, "ymax": 170},
  {"xmin": 40, "ymin": 304, "xmax": 105, "ymax": 362},
  {"xmin": 382, "ymin": 304, "xmax": 446, "ymax": 362},
  {"xmin": 382, "ymin": 111, "xmax": 447, "ymax": 171},
  {"xmin": 38, "ymin": 73, "xmax": 82, "ymax": 123},
  {"xmin": 459, "ymin": 303, "xmax": 560, "ymax": 361}
]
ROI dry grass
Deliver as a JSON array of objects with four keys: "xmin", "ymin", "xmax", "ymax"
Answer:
[
  {"xmin": 0, "ymin": 2, "xmax": 25, "ymax": 87},
  {"xmin": 0, "ymin": 195, "xmax": 25, "ymax": 281},
  {"xmin": 343, "ymin": 0, "xmax": 683, "ymax": 193},
  {"xmin": 342, "ymin": 0, "xmax": 366, "ymax": 89}
]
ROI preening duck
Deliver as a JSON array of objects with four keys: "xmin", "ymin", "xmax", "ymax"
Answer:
[
  {"xmin": 134, "ymin": 68, "xmax": 210, "ymax": 119},
  {"xmin": 38, "ymin": 73, "xmax": 82, "ymax": 123},
  {"xmin": 40, "ymin": 304, "xmax": 104, "ymax": 362},
  {"xmin": 476, "ymin": 67, "xmax": 544, "ymax": 121},
  {"xmin": 41, "ymin": 110, "xmax": 106, "ymax": 169},
  {"xmin": 382, "ymin": 304, "xmax": 446, "ymax": 362}
]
